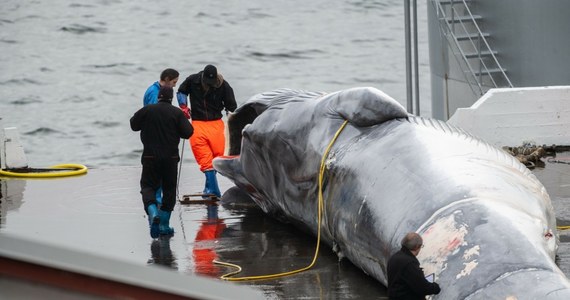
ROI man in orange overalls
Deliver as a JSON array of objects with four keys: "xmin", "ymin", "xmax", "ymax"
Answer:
[{"xmin": 176, "ymin": 65, "xmax": 237, "ymax": 198}]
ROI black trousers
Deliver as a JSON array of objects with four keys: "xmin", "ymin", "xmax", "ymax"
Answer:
[{"xmin": 140, "ymin": 156, "xmax": 179, "ymax": 212}]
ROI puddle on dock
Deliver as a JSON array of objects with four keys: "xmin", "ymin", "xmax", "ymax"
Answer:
[{"xmin": 1, "ymin": 152, "xmax": 569, "ymax": 299}]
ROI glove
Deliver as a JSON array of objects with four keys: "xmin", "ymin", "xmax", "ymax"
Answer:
[
  {"xmin": 176, "ymin": 92, "xmax": 188, "ymax": 107},
  {"xmin": 180, "ymin": 104, "xmax": 190, "ymax": 119}
]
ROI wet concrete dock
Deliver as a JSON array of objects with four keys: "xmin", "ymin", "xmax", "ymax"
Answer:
[{"xmin": 1, "ymin": 153, "xmax": 569, "ymax": 299}]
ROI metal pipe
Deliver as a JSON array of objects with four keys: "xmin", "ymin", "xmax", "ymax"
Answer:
[
  {"xmin": 404, "ymin": 0, "xmax": 413, "ymax": 114},
  {"xmin": 413, "ymin": 0, "xmax": 420, "ymax": 115},
  {"xmin": 0, "ymin": 117, "xmax": 5, "ymax": 170}
]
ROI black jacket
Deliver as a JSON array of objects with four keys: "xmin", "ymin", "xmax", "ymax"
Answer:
[
  {"xmin": 387, "ymin": 247, "xmax": 441, "ymax": 300},
  {"xmin": 130, "ymin": 100, "xmax": 193, "ymax": 159},
  {"xmin": 177, "ymin": 72, "xmax": 237, "ymax": 121}
]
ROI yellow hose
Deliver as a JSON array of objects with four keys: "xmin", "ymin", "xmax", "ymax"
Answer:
[
  {"xmin": 0, "ymin": 163, "xmax": 88, "ymax": 178},
  {"xmin": 214, "ymin": 120, "xmax": 349, "ymax": 281},
  {"xmin": 557, "ymin": 225, "xmax": 570, "ymax": 231}
]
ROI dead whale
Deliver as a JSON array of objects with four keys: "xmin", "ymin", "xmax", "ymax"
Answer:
[{"xmin": 213, "ymin": 87, "xmax": 570, "ymax": 299}]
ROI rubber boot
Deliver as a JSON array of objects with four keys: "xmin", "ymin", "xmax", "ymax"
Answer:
[
  {"xmin": 155, "ymin": 187, "xmax": 163, "ymax": 208},
  {"xmin": 203, "ymin": 170, "xmax": 221, "ymax": 198},
  {"xmin": 158, "ymin": 210, "xmax": 174, "ymax": 236},
  {"xmin": 147, "ymin": 204, "xmax": 160, "ymax": 239}
]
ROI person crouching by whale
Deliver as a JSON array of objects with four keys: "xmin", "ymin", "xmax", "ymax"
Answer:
[
  {"xmin": 130, "ymin": 86, "xmax": 193, "ymax": 238},
  {"xmin": 387, "ymin": 232, "xmax": 441, "ymax": 299}
]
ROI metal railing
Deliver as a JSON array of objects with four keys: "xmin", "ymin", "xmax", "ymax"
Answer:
[{"xmin": 432, "ymin": 0, "xmax": 513, "ymax": 95}]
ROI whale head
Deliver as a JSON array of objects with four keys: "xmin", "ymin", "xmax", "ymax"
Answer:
[{"xmin": 214, "ymin": 87, "xmax": 408, "ymax": 214}]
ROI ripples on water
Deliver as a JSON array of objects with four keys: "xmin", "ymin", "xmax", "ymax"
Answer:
[{"xmin": 0, "ymin": 0, "xmax": 430, "ymax": 167}]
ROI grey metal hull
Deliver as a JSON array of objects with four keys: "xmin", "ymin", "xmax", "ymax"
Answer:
[{"xmin": 214, "ymin": 87, "xmax": 570, "ymax": 298}]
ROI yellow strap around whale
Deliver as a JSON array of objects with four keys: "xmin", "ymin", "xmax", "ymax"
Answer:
[{"xmin": 214, "ymin": 120, "xmax": 349, "ymax": 281}]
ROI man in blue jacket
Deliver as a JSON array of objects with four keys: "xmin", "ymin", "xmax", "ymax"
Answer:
[
  {"xmin": 131, "ymin": 86, "xmax": 193, "ymax": 238},
  {"xmin": 143, "ymin": 68, "xmax": 181, "ymax": 107}
]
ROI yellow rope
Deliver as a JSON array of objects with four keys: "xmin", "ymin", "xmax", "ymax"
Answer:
[
  {"xmin": 0, "ymin": 163, "xmax": 88, "ymax": 178},
  {"xmin": 557, "ymin": 225, "xmax": 570, "ymax": 231},
  {"xmin": 214, "ymin": 120, "xmax": 349, "ymax": 281}
]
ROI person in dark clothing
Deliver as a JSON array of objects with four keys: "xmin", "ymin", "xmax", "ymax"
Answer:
[
  {"xmin": 130, "ymin": 86, "xmax": 193, "ymax": 238},
  {"xmin": 387, "ymin": 232, "xmax": 441, "ymax": 300},
  {"xmin": 142, "ymin": 68, "xmax": 181, "ymax": 209},
  {"xmin": 176, "ymin": 64, "xmax": 237, "ymax": 198}
]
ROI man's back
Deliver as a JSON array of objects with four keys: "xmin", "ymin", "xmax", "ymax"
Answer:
[
  {"xmin": 387, "ymin": 247, "xmax": 440, "ymax": 300},
  {"xmin": 130, "ymin": 101, "xmax": 193, "ymax": 157}
]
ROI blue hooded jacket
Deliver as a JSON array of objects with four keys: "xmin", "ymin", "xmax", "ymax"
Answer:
[{"xmin": 143, "ymin": 81, "xmax": 161, "ymax": 106}]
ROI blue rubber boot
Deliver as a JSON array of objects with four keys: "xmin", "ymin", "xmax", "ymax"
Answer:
[
  {"xmin": 158, "ymin": 210, "xmax": 174, "ymax": 236},
  {"xmin": 155, "ymin": 187, "xmax": 163, "ymax": 208},
  {"xmin": 203, "ymin": 170, "xmax": 221, "ymax": 198},
  {"xmin": 147, "ymin": 204, "xmax": 160, "ymax": 239}
]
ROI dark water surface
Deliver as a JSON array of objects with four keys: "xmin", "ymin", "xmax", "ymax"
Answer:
[{"xmin": 0, "ymin": 0, "xmax": 431, "ymax": 168}]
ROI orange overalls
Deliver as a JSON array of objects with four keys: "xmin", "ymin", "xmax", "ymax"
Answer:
[{"xmin": 189, "ymin": 119, "xmax": 225, "ymax": 172}]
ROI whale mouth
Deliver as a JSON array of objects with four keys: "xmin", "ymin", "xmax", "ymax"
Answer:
[
  {"xmin": 212, "ymin": 155, "xmax": 261, "ymax": 196},
  {"xmin": 212, "ymin": 155, "xmax": 241, "ymax": 180},
  {"xmin": 227, "ymin": 102, "xmax": 265, "ymax": 156}
]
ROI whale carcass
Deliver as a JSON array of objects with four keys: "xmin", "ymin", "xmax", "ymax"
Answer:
[{"xmin": 213, "ymin": 87, "xmax": 570, "ymax": 299}]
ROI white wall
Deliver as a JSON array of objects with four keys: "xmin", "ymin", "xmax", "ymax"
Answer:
[{"xmin": 448, "ymin": 86, "xmax": 570, "ymax": 147}]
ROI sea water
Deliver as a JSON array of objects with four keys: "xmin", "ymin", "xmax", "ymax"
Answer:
[{"xmin": 0, "ymin": 0, "xmax": 431, "ymax": 168}]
